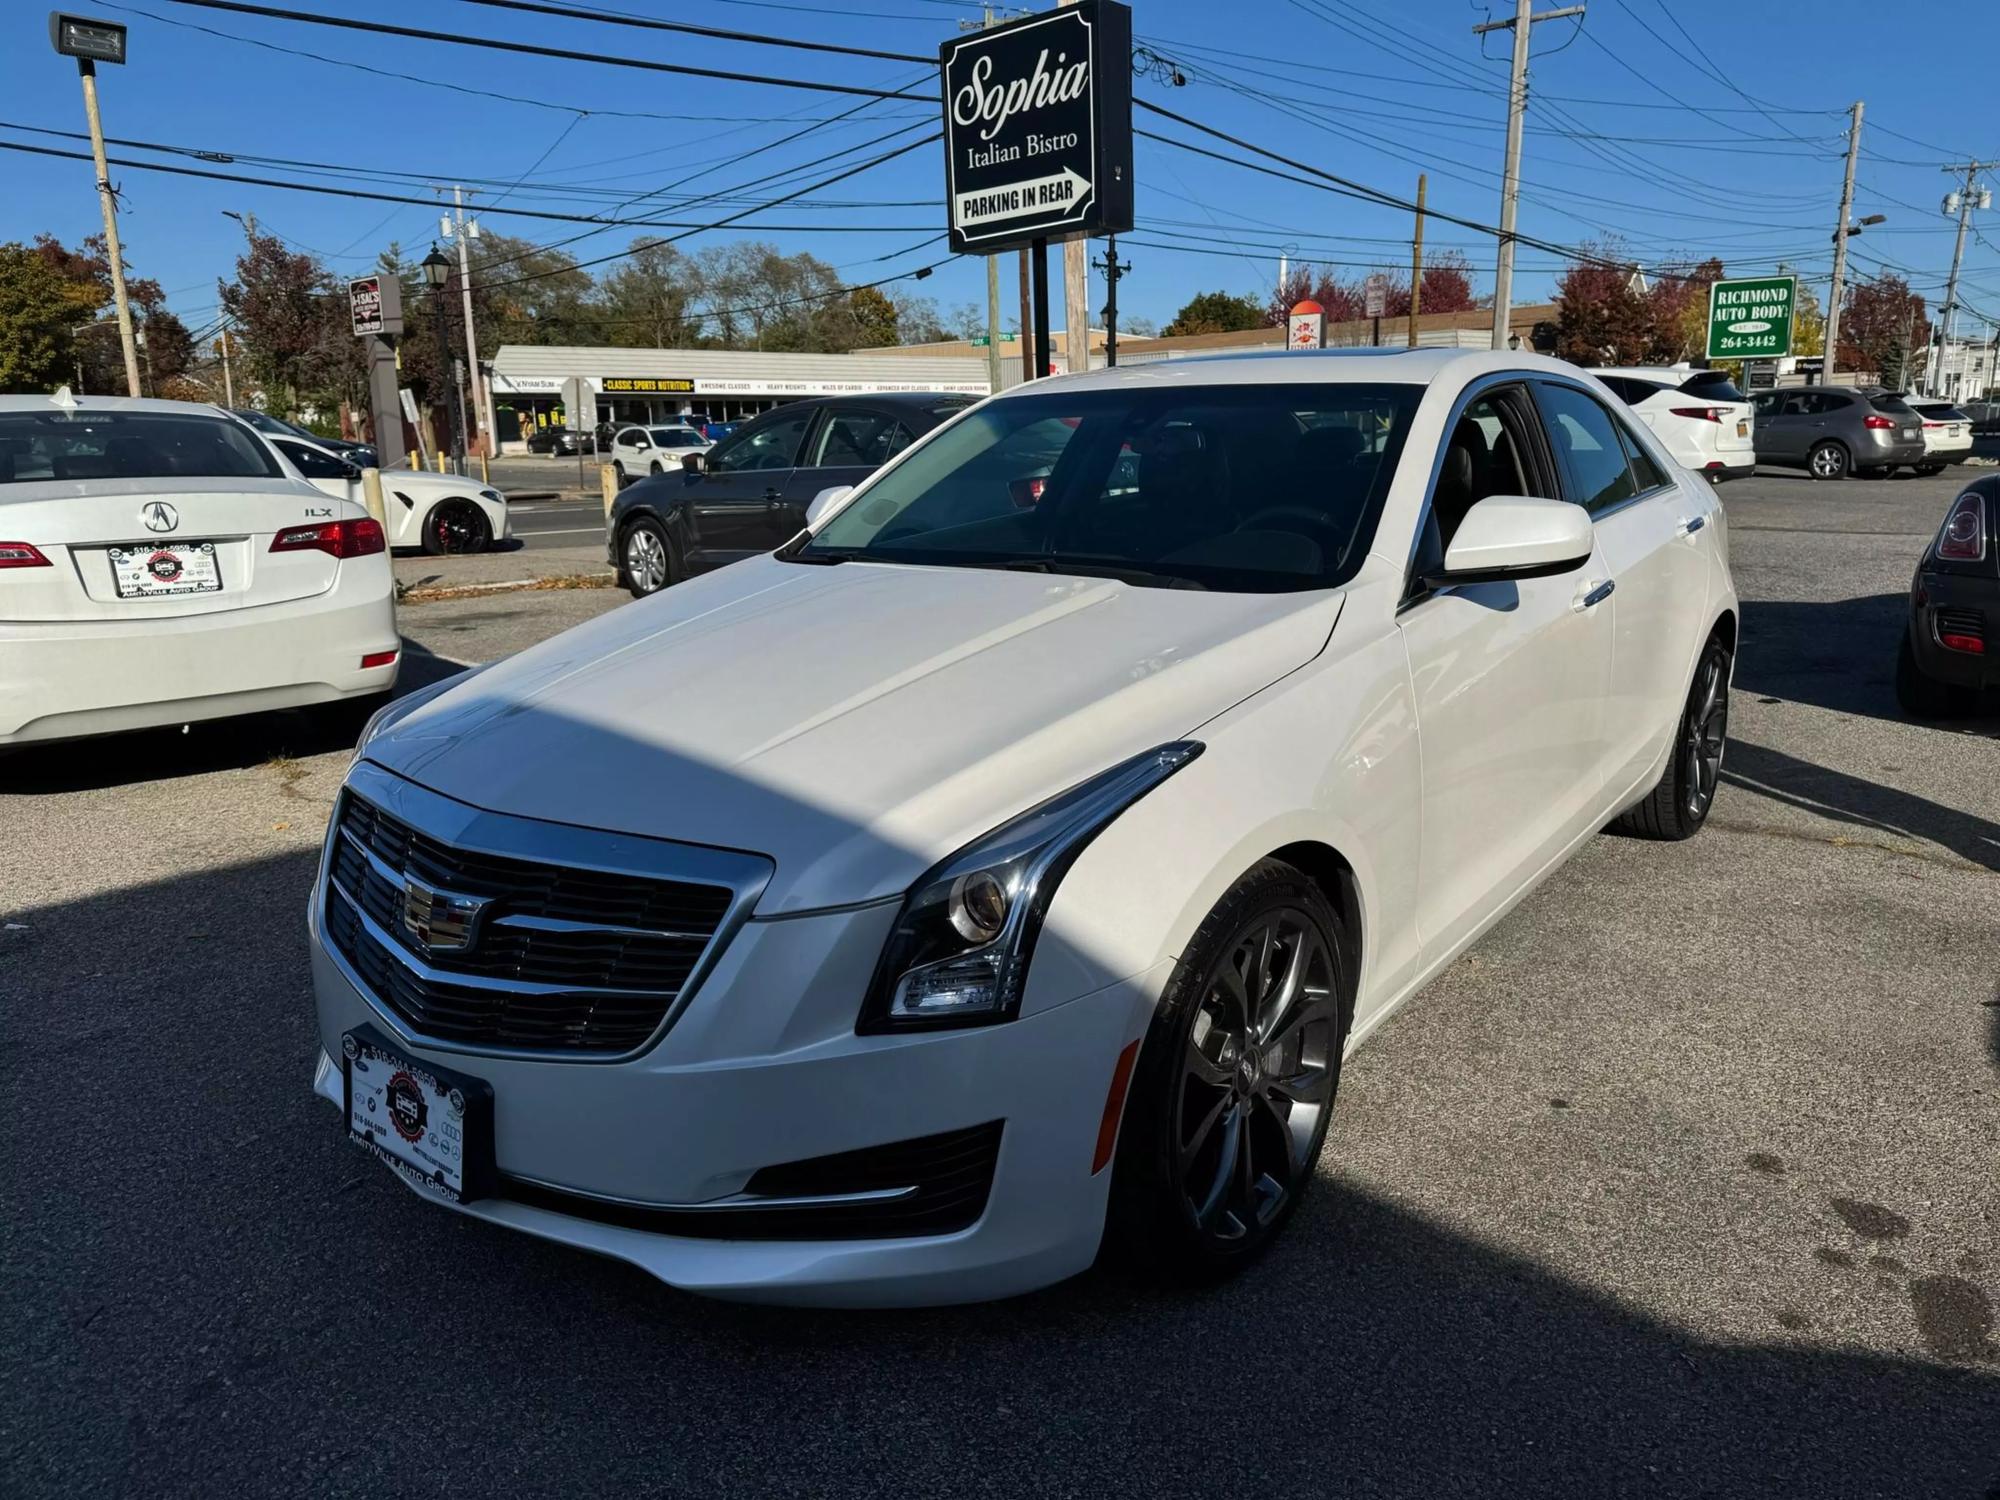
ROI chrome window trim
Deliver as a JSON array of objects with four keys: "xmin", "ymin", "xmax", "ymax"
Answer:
[
  {"xmin": 1398, "ymin": 369, "xmax": 1540, "ymax": 610},
  {"xmin": 319, "ymin": 759, "xmax": 773, "ymax": 1065}
]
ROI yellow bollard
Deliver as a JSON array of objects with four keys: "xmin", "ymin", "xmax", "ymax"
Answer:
[
  {"xmin": 359, "ymin": 467, "xmax": 387, "ymax": 526},
  {"xmin": 600, "ymin": 462, "xmax": 618, "ymax": 522},
  {"xmin": 479, "ymin": 451, "xmax": 490, "ymax": 485},
  {"xmin": 435, "ymin": 452, "xmax": 447, "ymax": 474},
  {"xmin": 408, "ymin": 450, "xmax": 418, "ymax": 470}
]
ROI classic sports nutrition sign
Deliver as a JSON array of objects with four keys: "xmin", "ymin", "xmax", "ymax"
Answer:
[
  {"xmin": 940, "ymin": 0, "xmax": 1134, "ymax": 254},
  {"xmin": 1706, "ymin": 275, "xmax": 1796, "ymax": 360}
]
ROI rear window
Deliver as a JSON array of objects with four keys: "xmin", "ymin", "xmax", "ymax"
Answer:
[
  {"xmin": 1868, "ymin": 393, "xmax": 1915, "ymax": 415},
  {"xmin": 1915, "ymin": 403, "xmax": 1967, "ymax": 421},
  {"xmin": 1679, "ymin": 371, "xmax": 1745, "ymax": 401},
  {"xmin": 0, "ymin": 410, "xmax": 282, "ymax": 484},
  {"xmin": 1596, "ymin": 376, "xmax": 1668, "ymax": 407}
]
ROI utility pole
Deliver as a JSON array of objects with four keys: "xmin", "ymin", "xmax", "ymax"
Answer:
[
  {"xmin": 136, "ymin": 320, "xmax": 153, "ymax": 396},
  {"xmin": 1823, "ymin": 101, "xmax": 1865, "ymax": 383},
  {"xmin": 1058, "ymin": 0, "xmax": 1089, "ymax": 375},
  {"xmin": 1475, "ymin": 1, "xmax": 1586, "ymax": 351},
  {"xmin": 962, "ymin": 7, "xmax": 1007, "ymax": 397},
  {"xmin": 1408, "ymin": 173, "xmax": 1427, "ymax": 348},
  {"xmin": 218, "ymin": 327, "xmax": 235, "ymax": 407},
  {"xmin": 1097, "ymin": 234, "xmax": 1128, "ymax": 367},
  {"xmin": 77, "ymin": 62, "xmax": 142, "ymax": 396},
  {"xmin": 443, "ymin": 187, "xmax": 493, "ymax": 455},
  {"xmin": 1018, "ymin": 248, "xmax": 1033, "ymax": 382},
  {"xmin": 1929, "ymin": 161, "xmax": 1990, "ymax": 399}
]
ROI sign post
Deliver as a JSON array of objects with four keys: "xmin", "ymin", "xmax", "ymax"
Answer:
[
  {"xmin": 350, "ymin": 274, "xmax": 406, "ymax": 469},
  {"xmin": 561, "ymin": 375, "xmax": 592, "ymax": 491},
  {"xmin": 940, "ymin": 0, "xmax": 1133, "ymax": 380},
  {"xmin": 1706, "ymin": 275, "xmax": 1797, "ymax": 362},
  {"xmin": 1364, "ymin": 274, "xmax": 1388, "ymax": 347}
]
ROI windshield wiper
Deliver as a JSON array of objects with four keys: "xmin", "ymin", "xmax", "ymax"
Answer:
[{"xmin": 989, "ymin": 557, "xmax": 1207, "ymax": 591}]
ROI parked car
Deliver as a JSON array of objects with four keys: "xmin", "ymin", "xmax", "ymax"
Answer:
[
  {"xmin": 1590, "ymin": 367, "xmax": 1756, "ymax": 482},
  {"xmin": 608, "ymin": 393, "xmax": 975, "ymax": 596},
  {"xmin": 525, "ymin": 424, "xmax": 591, "ymax": 457},
  {"xmin": 1896, "ymin": 474, "xmax": 1996, "ymax": 717},
  {"xmin": 266, "ymin": 435, "xmax": 510, "ymax": 555},
  {"xmin": 608, "ymin": 424, "xmax": 711, "ymax": 482},
  {"xmin": 231, "ymin": 406, "xmax": 378, "ymax": 470},
  {"xmin": 1749, "ymin": 385, "xmax": 1925, "ymax": 480},
  {"xmin": 1910, "ymin": 401, "xmax": 1974, "ymax": 475},
  {"xmin": 0, "ymin": 393, "xmax": 398, "ymax": 745},
  {"xmin": 309, "ymin": 348, "xmax": 1737, "ymax": 1306},
  {"xmin": 703, "ymin": 420, "xmax": 739, "ymax": 444}
]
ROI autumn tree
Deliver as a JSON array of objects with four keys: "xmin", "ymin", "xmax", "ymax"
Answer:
[
  {"xmin": 1643, "ymin": 257, "xmax": 1725, "ymax": 364},
  {"xmin": 846, "ymin": 285, "xmax": 899, "ymax": 347},
  {"xmin": 594, "ymin": 239, "xmax": 699, "ymax": 349},
  {"xmin": 1411, "ymin": 251, "xmax": 1479, "ymax": 317},
  {"xmin": 219, "ymin": 231, "xmax": 359, "ymax": 416},
  {"xmin": 1267, "ymin": 267, "xmax": 1363, "ymax": 326},
  {"xmin": 1165, "ymin": 289, "xmax": 1266, "ymax": 336},
  {"xmin": 0, "ymin": 242, "xmax": 86, "ymax": 391},
  {"xmin": 31, "ymin": 233, "xmax": 194, "ymax": 393},
  {"xmin": 1838, "ymin": 274, "xmax": 1930, "ymax": 385},
  {"xmin": 1553, "ymin": 243, "xmax": 1651, "ymax": 364}
]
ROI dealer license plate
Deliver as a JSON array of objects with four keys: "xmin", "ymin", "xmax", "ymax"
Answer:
[
  {"xmin": 107, "ymin": 541, "xmax": 221, "ymax": 598},
  {"xmin": 344, "ymin": 1032, "xmax": 491, "ymax": 1202}
]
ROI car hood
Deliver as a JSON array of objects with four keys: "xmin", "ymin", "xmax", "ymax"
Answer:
[
  {"xmin": 380, "ymin": 470, "xmax": 492, "ymax": 500},
  {"xmin": 366, "ymin": 556, "xmax": 1343, "ymax": 912}
]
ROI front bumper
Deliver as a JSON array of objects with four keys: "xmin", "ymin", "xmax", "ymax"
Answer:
[
  {"xmin": 0, "ymin": 583, "xmax": 398, "ymax": 743},
  {"xmin": 309, "ymin": 878, "xmax": 1164, "ymax": 1307}
]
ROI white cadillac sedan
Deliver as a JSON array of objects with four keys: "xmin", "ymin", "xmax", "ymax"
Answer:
[
  {"xmin": 309, "ymin": 349, "xmax": 1736, "ymax": 1307},
  {"xmin": 1, "ymin": 393, "xmax": 400, "ymax": 746}
]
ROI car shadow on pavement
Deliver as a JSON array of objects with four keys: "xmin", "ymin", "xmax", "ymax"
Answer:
[
  {"xmin": 0, "ymin": 843, "xmax": 1992, "ymax": 1499},
  {"xmin": 0, "ymin": 639, "xmax": 470, "ymax": 796},
  {"xmin": 1721, "ymin": 738, "xmax": 2000, "ymax": 874},
  {"xmin": 1735, "ymin": 593, "xmax": 2000, "ymax": 729}
]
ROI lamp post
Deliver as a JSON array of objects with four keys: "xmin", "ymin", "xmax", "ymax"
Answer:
[
  {"xmin": 420, "ymin": 246, "xmax": 462, "ymax": 471},
  {"xmin": 51, "ymin": 13, "xmax": 141, "ymax": 397}
]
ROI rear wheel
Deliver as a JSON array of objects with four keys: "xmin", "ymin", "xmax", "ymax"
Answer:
[
  {"xmin": 1856, "ymin": 465, "xmax": 1892, "ymax": 481},
  {"xmin": 1613, "ymin": 633, "xmax": 1731, "ymax": 841},
  {"xmin": 1808, "ymin": 441, "xmax": 1849, "ymax": 481},
  {"xmin": 420, "ymin": 500, "xmax": 492, "ymax": 555},
  {"xmin": 1895, "ymin": 626, "xmax": 1975, "ymax": 718},
  {"xmin": 620, "ymin": 516, "xmax": 675, "ymax": 598},
  {"xmin": 1105, "ymin": 860, "xmax": 1352, "ymax": 1283},
  {"xmin": 613, "ymin": 460, "xmax": 627, "ymax": 486}
]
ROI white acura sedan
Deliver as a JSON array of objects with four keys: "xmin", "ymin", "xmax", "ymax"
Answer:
[
  {"xmin": 309, "ymin": 349, "xmax": 1736, "ymax": 1306},
  {"xmin": 1, "ymin": 393, "xmax": 400, "ymax": 746}
]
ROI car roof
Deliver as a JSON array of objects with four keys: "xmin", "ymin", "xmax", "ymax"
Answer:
[
  {"xmin": 1006, "ymin": 346, "xmax": 1588, "ymax": 398},
  {"xmin": 0, "ymin": 392, "xmax": 232, "ymax": 417}
]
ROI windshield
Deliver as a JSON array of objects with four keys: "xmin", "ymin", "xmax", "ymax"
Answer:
[
  {"xmin": 0, "ymin": 410, "xmax": 284, "ymax": 484},
  {"xmin": 798, "ymin": 382, "xmax": 1421, "ymax": 593},
  {"xmin": 651, "ymin": 428, "xmax": 705, "ymax": 447}
]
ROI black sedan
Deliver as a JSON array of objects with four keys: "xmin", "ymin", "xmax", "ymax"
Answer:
[
  {"xmin": 230, "ymin": 407, "xmax": 378, "ymax": 469},
  {"xmin": 1897, "ymin": 473, "xmax": 1998, "ymax": 717},
  {"xmin": 606, "ymin": 391, "xmax": 975, "ymax": 597},
  {"xmin": 526, "ymin": 424, "xmax": 590, "ymax": 456}
]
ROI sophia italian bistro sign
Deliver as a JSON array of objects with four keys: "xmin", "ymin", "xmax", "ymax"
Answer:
[
  {"xmin": 939, "ymin": 0, "xmax": 1133, "ymax": 255},
  {"xmin": 1706, "ymin": 275, "xmax": 1796, "ymax": 361}
]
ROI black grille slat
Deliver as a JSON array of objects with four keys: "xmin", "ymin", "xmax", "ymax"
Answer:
[
  {"xmin": 500, "ymin": 1122, "xmax": 1005, "ymax": 1240},
  {"xmin": 326, "ymin": 791, "xmax": 733, "ymax": 1054}
]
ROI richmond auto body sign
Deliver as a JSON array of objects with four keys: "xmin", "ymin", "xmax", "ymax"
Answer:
[{"xmin": 940, "ymin": 0, "xmax": 1133, "ymax": 254}]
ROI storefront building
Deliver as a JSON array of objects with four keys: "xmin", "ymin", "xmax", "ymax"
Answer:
[{"xmin": 488, "ymin": 345, "xmax": 993, "ymax": 450}]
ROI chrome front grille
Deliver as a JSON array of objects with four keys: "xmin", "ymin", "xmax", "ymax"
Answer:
[{"xmin": 321, "ymin": 764, "xmax": 770, "ymax": 1058}]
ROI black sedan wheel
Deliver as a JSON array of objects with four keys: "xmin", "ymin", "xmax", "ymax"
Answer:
[
  {"xmin": 1613, "ymin": 633, "xmax": 1731, "ymax": 840},
  {"xmin": 1106, "ymin": 859, "xmax": 1351, "ymax": 1281},
  {"xmin": 420, "ymin": 500, "xmax": 492, "ymax": 556},
  {"xmin": 621, "ymin": 517, "xmax": 674, "ymax": 597}
]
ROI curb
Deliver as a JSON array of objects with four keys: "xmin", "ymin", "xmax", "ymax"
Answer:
[{"xmin": 398, "ymin": 573, "xmax": 618, "ymax": 604}]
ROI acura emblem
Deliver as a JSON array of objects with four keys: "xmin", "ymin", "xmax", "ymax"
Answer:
[
  {"xmin": 400, "ymin": 876, "xmax": 488, "ymax": 953},
  {"xmin": 141, "ymin": 501, "xmax": 179, "ymax": 533}
]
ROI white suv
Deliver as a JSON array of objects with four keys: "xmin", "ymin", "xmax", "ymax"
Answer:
[
  {"xmin": 1911, "ymin": 401, "xmax": 1974, "ymax": 476},
  {"xmin": 1592, "ymin": 367, "xmax": 1756, "ymax": 482},
  {"xmin": 608, "ymin": 424, "xmax": 710, "ymax": 482}
]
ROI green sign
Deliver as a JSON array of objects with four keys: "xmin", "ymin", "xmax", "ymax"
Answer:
[
  {"xmin": 968, "ymin": 334, "xmax": 990, "ymax": 346},
  {"xmin": 1706, "ymin": 275, "xmax": 1796, "ymax": 360}
]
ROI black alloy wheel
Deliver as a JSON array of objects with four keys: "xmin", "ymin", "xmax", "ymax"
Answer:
[
  {"xmin": 1106, "ymin": 860, "xmax": 1352, "ymax": 1280},
  {"xmin": 1613, "ymin": 633, "xmax": 1731, "ymax": 840},
  {"xmin": 421, "ymin": 500, "xmax": 491, "ymax": 556}
]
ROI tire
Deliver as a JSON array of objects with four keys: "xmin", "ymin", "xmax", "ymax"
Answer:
[
  {"xmin": 613, "ymin": 460, "xmax": 626, "ymax": 487},
  {"xmin": 1895, "ymin": 626, "xmax": 1975, "ymax": 719},
  {"xmin": 650, "ymin": 460, "xmax": 663, "ymax": 476},
  {"xmin": 1104, "ymin": 859, "xmax": 1354, "ymax": 1284},
  {"xmin": 420, "ymin": 499, "xmax": 492, "ymax": 556},
  {"xmin": 1807, "ymin": 441, "xmax": 1849, "ymax": 481},
  {"xmin": 1856, "ymin": 466, "xmax": 1892, "ymax": 481},
  {"xmin": 1613, "ymin": 633, "xmax": 1731, "ymax": 841},
  {"xmin": 620, "ymin": 515, "xmax": 675, "ymax": 598},
  {"xmin": 1913, "ymin": 462, "xmax": 1945, "ymax": 477}
]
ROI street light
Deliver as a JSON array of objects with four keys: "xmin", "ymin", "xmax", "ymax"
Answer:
[
  {"xmin": 52, "ymin": 11, "xmax": 141, "ymax": 396},
  {"xmin": 420, "ymin": 246, "xmax": 462, "ymax": 470},
  {"xmin": 1507, "ymin": 332, "xmax": 1522, "ymax": 352},
  {"xmin": 1832, "ymin": 212, "xmax": 1887, "ymax": 242}
]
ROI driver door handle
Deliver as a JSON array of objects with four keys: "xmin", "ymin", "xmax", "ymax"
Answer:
[
  {"xmin": 1678, "ymin": 514, "xmax": 1706, "ymax": 537},
  {"xmin": 1572, "ymin": 578, "xmax": 1615, "ymax": 612}
]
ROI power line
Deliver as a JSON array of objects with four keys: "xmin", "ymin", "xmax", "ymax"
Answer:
[
  {"xmin": 155, "ymin": 0, "xmax": 934, "ymax": 100},
  {"xmin": 439, "ymin": 0, "xmax": 932, "ymax": 64}
]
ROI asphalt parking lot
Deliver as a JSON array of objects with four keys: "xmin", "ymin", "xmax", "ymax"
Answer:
[{"xmin": 2, "ymin": 467, "xmax": 1995, "ymax": 1497}]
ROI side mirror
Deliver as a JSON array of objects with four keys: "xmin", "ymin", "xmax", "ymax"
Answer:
[
  {"xmin": 340, "ymin": 461, "xmax": 363, "ymax": 482},
  {"xmin": 1429, "ymin": 495, "xmax": 1593, "ymax": 585},
  {"xmin": 681, "ymin": 452, "xmax": 706, "ymax": 474},
  {"xmin": 805, "ymin": 485, "xmax": 853, "ymax": 527}
]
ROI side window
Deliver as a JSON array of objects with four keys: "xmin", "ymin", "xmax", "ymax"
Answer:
[
  {"xmin": 707, "ymin": 408, "xmax": 816, "ymax": 473},
  {"xmin": 1535, "ymin": 383, "xmax": 1640, "ymax": 515},
  {"xmin": 811, "ymin": 411, "xmax": 899, "ymax": 468},
  {"xmin": 276, "ymin": 439, "xmax": 351, "ymax": 480},
  {"xmin": 884, "ymin": 423, "xmax": 919, "ymax": 460},
  {"xmin": 1815, "ymin": 393, "xmax": 1851, "ymax": 414},
  {"xmin": 1614, "ymin": 421, "xmax": 1671, "ymax": 491},
  {"xmin": 1412, "ymin": 385, "xmax": 1550, "ymax": 584}
]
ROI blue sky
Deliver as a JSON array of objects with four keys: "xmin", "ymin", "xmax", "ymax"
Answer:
[{"xmin": 6, "ymin": 0, "xmax": 1997, "ymax": 347}]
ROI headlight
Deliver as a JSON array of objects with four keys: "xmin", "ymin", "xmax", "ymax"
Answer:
[
  {"xmin": 352, "ymin": 662, "xmax": 489, "ymax": 762},
  {"xmin": 858, "ymin": 742, "xmax": 1203, "ymax": 1033},
  {"xmin": 479, "ymin": 488, "xmax": 505, "ymax": 505}
]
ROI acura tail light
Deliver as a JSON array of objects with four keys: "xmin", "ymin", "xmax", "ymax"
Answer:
[
  {"xmin": 270, "ymin": 518, "xmax": 385, "ymax": 558},
  {"xmin": 1936, "ymin": 492, "xmax": 1986, "ymax": 562},
  {"xmin": 1670, "ymin": 406, "xmax": 1727, "ymax": 423},
  {"xmin": 1863, "ymin": 415, "xmax": 1897, "ymax": 430},
  {"xmin": 0, "ymin": 542, "xmax": 52, "ymax": 568}
]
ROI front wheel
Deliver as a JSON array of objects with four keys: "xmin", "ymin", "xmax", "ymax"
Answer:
[
  {"xmin": 620, "ymin": 516, "xmax": 674, "ymax": 598},
  {"xmin": 1104, "ymin": 860, "xmax": 1353, "ymax": 1283},
  {"xmin": 650, "ymin": 460, "xmax": 663, "ymax": 476},
  {"xmin": 1613, "ymin": 633, "xmax": 1731, "ymax": 840},
  {"xmin": 1808, "ymin": 441, "xmax": 1849, "ymax": 481},
  {"xmin": 420, "ymin": 499, "xmax": 492, "ymax": 555}
]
